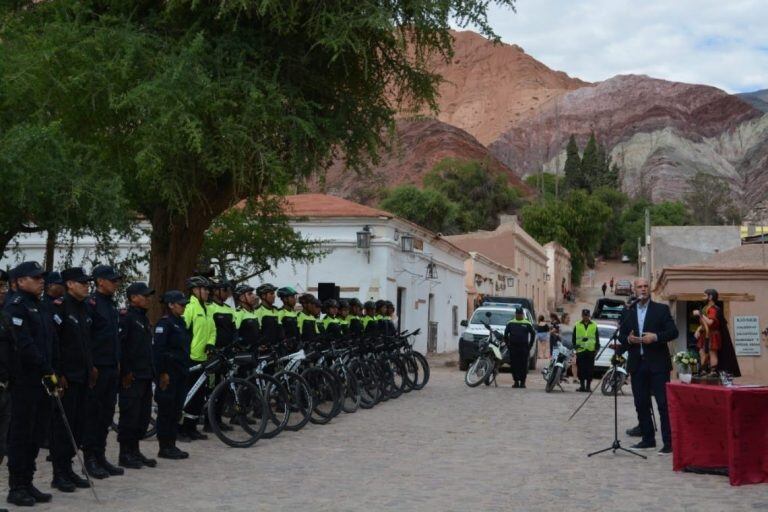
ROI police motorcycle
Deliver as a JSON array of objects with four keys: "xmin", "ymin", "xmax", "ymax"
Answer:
[
  {"xmin": 464, "ymin": 313, "xmax": 507, "ymax": 388},
  {"xmin": 542, "ymin": 337, "xmax": 574, "ymax": 393}
]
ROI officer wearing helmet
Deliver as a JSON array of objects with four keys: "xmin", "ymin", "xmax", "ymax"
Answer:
[
  {"xmin": 179, "ymin": 276, "xmax": 215, "ymax": 442},
  {"xmin": 382, "ymin": 300, "xmax": 397, "ymax": 336},
  {"xmin": 362, "ymin": 301, "xmax": 378, "ymax": 334},
  {"xmin": 346, "ymin": 299, "xmax": 364, "ymax": 337},
  {"xmin": 209, "ymin": 279, "xmax": 236, "ymax": 348},
  {"xmin": 277, "ymin": 287, "xmax": 299, "ymax": 341},
  {"xmin": 254, "ymin": 284, "xmax": 281, "ymax": 349},
  {"xmin": 321, "ymin": 299, "xmax": 342, "ymax": 339},
  {"xmin": 233, "ymin": 284, "xmax": 258, "ymax": 349},
  {"xmin": 297, "ymin": 296, "xmax": 321, "ymax": 341}
]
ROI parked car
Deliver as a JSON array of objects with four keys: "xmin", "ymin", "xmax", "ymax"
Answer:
[
  {"xmin": 592, "ymin": 320, "xmax": 620, "ymax": 375},
  {"xmin": 592, "ymin": 298, "xmax": 626, "ymax": 321},
  {"xmin": 479, "ymin": 296, "xmax": 536, "ymax": 323},
  {"xmin": 621, "ymin": 254, "xmax": 631, "ymax": 263},
  {"xmin": 614, "ymin": 279, "xmax": 633, "ymax": 296},
  {"xmin": 458, "ymin": 305, "xmax": 537, "ymax": 372}
]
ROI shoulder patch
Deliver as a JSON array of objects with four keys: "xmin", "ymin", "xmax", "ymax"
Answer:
[
  {"xmin": 12, "ymin": 295, "xmax": 22, "ymax": 305},
  {"xmin": 12, "ymin": 317, "xmax": 23, "ymax": 326},
  {"xmin": 155, "ymin": 326, "xmax": 164, "ymax": 334},
  {"xmin": 88, "ymin": 298, "xmax": 96, "ymax": 306},
  {"xmin": 53, "ymin": 314, "xmax": 63, "ymax": 325}
]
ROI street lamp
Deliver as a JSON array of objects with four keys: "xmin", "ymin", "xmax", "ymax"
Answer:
[
  {"xmin": 426, "ymin": 261, "xmax": 438, "ymax": 280},
  {"xmin": 356, "ymin": 225, "xmax": 371, "ymax": 249}
]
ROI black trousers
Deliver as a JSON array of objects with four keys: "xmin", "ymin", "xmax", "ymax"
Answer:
[
  {"xmin": 8, "ymin": 382, "xmax": 51, "ymax": 483},
  {"xmin": 509, "ymin": 345, "xmax": 529, "ymax": 383},
  {"xmin": 50, "ymin": 380, "xmax": 87, "ymax": 469},
  {"xmin": 631, "ymin": 359, "xmax": 671, "ymax": 446},
  {"xmin": 155, "ymin": 368, "xmax": 186, "ymax": 442},
  {"xmin": 83, "ymin": 365, "xmax": 118, "ymax": 456},
  {"xmin": 0, "ymin": 388, "xmax": 11, "ymax": 460},
  {"xmin": 576, "ymin": 351, "xmax": 596, "ymax": 382},
  {"xmin": 117, "ymin": 378, "xmax": 152, "ymax": 444},
  {"xmin": 181, "ymin": 368, "xmax": 206, "ymax": 431}
]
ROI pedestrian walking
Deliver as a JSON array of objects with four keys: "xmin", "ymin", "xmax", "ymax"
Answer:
[
  {"xmin": 117, "ymin": 282, "xmax": 157, "ymax": 469},
  {"xmin": 601, "ymin": 282, "xmax": 607, "ymax": 296},
  {"xmin": 504, "ymin": 308, "xmax": 535, "ymax": 388},
  {"xmin": 609, "ymin": 277, "xmax": 614, "ymax": 292},
  {"xmin": 535, "ymin": 315, "xmax": 550, "ymax": 359},
  {"xmin": 3, "ymin": 262, "xmax": 55, "ymax": 506},
  {"xmin": 84, "ymin": 264, "xmax": 124, "ymax": 479},
  {"xmin": 49, "ymin": 267, "xmax": 94, "ymax": 493},
  {"xmin": 573, "ymin": 309, "xmax": 599, "ymax": 392},
  {"xmin": 153, "ymin": 291, "xmax": 191, "ymax": 460}
]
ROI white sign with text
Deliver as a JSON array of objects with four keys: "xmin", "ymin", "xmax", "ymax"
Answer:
[{"xmin": 733, "ymin": 315, "xmax": 761, "ymax": 356}]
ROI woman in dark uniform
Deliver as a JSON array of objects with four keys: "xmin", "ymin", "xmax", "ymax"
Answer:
[{"xmin": 152, "ymin": 291, "xmax": 191, "ymax": 460}]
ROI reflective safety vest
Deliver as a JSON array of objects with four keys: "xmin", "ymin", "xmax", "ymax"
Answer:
[
  {"xmin": 278, "ymin": 308, "xmax": 300, "ymax": 340},
  {"xmin": 297, "ymin": 312, "xmax": 319, "ymax": 340},
  {"xmin": 183, "ymin": 295, "xmax": 216, "ymax": 362},
  {"xmin": 574, "ymin": 321, "xmax": 598, "ymax": 353},
  {"xmin": 210, "ymin": 302, "xmax": 236, "ymax": 348},
  {"xmin": 255, "ymin": 304, "xmax": 281, "ymax": 345},
  {"xmin": 235, "ymin": 307, "xmax": 259, "ymax": 347}
]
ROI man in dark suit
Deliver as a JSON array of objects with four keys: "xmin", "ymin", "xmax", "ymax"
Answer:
[{"xmin": 617, "ymin": 278, "xmax": 678, "ymax": 454}]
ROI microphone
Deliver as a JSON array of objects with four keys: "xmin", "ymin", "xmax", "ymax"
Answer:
[{"xmin": 626, "ymin": 296, "xmax": 643, "ymax": 308}]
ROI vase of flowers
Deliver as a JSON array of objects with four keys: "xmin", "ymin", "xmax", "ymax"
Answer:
[{"xmin": 673, "ymin": 351, "xmax": 698, "ymax": 383}]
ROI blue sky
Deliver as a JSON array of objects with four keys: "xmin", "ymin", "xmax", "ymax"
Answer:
[{"xmin": 457, "ymin": 0, "xmax": 768, "ymax": 93}]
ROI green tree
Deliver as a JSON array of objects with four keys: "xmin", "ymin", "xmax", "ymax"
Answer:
[
  {"xmin": 524, "ymin": 172, "xmax": 564, "ymax": 201},
  {"xmin": 379, "ymin": 186, "xmax": 460, "ymax": 234},
  {"xmin": 521, "ymin": 190, "xmax": 611, "ymax": 283},
  {"xmin": 2, "ymin": 0, "xmax": 515, "ymax": 299},
  {"xmin": 579, "ymin": 133, "xmax": 599, "ymax": 191},
  {"xmin": 201, "ymin": 197, "xmax": 324, "ymax": 283},
  {"xmin": 620, "ymin": 200, "xmax": 691, "ymax": 260},
  {"xmin": 684, "ymin": 171, "xmax": 741, "ymax": 225},
  {"xmin": 592, "ymin": 186, "xmax": 629, "ymax": 257},
  {"xmin": 423, "ymin": 158, "xmax": 524, "ymax": 232},
  {"xmin": 562, "ymin": 134, "xmax": 583, "ymax": 191}
]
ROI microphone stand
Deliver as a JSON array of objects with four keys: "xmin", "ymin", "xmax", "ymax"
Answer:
[{"xmin": 568, "ymin": 304, "xmax": 646, "ymax": 460}]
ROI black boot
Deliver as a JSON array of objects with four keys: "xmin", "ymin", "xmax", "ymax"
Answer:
[
  {"xmin": 118, "ymin": 443, "xmax": 143, "ymax": 469},
  {"xmin": 134, "ymin": 441, "xmax": 157, "ymax": 468},
  {"xmin": 84, "ymin": 454, "xmax": 109, "ymax": 480},
  {"xmin": 64, "ymin": 467, "xmax": 90, "ymax": 489},
  {"xmin": 51, "ymin": 467, "xmax": 76, "ymax": 493},
  {"xmin": 157, "ymin": 439, "xmax": 189, "ymax": 460},
  {"xmin": 97, "ymin": 454, "xmax": 125, "ymax": 476},
  {"xmin": 27, "ymin": 483, "xmax": 52, "ymax": 503},
  {"xmin": 520, "ymin": 381, "xmax": 526, "ymax": 388},
  {"xmin": 7, "ymin": 475, "xmax": 35, "ymax": 507}
]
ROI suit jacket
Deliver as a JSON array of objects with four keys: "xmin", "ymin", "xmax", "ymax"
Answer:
[{"xmin": 618, "ymin": 300, "xmax": 678, "ymax": 374}]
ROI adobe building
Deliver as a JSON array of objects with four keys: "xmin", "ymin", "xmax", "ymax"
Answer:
[{"xmin": 654, "ymin": 244, "xmax": 768, "ymax": 383}]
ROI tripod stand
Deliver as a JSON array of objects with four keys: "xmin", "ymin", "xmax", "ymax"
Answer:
[{"xmin": 568, "ymin": 322, "xmax": 646, "ymax": 460}]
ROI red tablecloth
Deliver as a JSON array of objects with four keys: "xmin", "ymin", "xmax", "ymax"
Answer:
[{"xmin": 667, "ymin": 382, "xmax": 768, "ymax": 486}]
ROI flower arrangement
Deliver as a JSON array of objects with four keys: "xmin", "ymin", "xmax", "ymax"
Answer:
[{"xmin": 673, "ymin": 351, "xmax": 699, "ymax": 380}]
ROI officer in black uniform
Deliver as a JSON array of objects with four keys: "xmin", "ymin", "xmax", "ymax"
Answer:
[
  {"xmin": 83, "ymin": 264, "xmax": 124, "ymax": 479},
  {"xmin": 49, "ymin": 267, "xmax": 94, "ymax": 493},
  {"xmin": 210, "ymin": 279, "xmax": 236, "ymax": 348},
  {"xmin": 382, "ymin": 300, "xmax": 398, "ymax": 336},
  {"xmin": 153, "ymin": 290, "xmax": 191, "ymax": 460},
  {"xmin": 277, "ymin": 287, "xmax": 300, "ymax": 342},
  {"xmin": 234, "ymin": 285, "xmax": 259, "ymax": 349},
  {"xmin": 43, "ymin": 272, "xmax": 66, "ymax": 303},
  {"xmin": 117, "ymin": 282, "xmax": 156, "ymax": 469},
  {"xmin": 504, "ymin": 307, "xmax": 536, "ymax": 388},
  {"xmin": 3, "ymin": 261, "xmax": 56, "ymax": 506},
  {"xmin": 254, "ymin": 284, "xmax": 282, "ymax": 351},
  {"xmin": 347, "ymin": 298, "xmax": 364, "ymax": 337}
]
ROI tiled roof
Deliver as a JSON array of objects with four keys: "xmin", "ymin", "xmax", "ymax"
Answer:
[{"xmin": 283, "ymin": 194, "xmax": 393, "ymax": 219}]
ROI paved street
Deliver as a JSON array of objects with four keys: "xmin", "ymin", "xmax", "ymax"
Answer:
[{"xmin": 5, "ymin": 359, "xmax": 765, "ymax": 512}]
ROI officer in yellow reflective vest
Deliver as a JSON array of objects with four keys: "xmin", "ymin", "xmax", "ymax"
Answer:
[
  {"xmin": 572, "ymin": 309, "xmax": 600, "ymax": 392},
  {"xmin": 234, "ymin": 285, "xmax": 259, "ymax": 349},
  {"xmin": 504, "ymin": 308, "xmax": 535, "ymax": 388}
]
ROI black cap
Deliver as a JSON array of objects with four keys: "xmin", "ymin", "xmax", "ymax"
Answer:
[
  {"xmin": 61, "ymin": 267, "xmax": 92, "ymax": 283},
  {"xmin": 515, "ymin": 307, "xmax": 524, "ymax": 314},
  {"xmin": 581, "ymin": 309, "xmax": 591, "ymax": 316},
  {"xmin": 45, "ymin": 271, "xmax": 64, "ymax": 286},
  {"xmin": 9, "ymin": 261, "xmax": 46, "ymax": 280},
  {"xmin": 161, "ymin": 290, "xmax": 188, "ymax": 305},
  {"xmin": 126, "ymin": 282, "xmax": 155, "ymax": 297},
  {"xmin": 92, "ymin": 265, "xmax": 123, "ymax": 281},
  {"xmin": 0, "ymin": 269, "xmax": 8, "ymax": 282}
]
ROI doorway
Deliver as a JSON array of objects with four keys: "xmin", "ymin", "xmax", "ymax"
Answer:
[
  {"xmin": 396, "ymin": 287, "xmax": 406, "ymax": 333},
  {"xmin": 427, "ymin": 293, "xmax": 437, "ymax": 353}
]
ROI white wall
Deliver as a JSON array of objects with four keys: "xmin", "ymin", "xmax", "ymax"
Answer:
[{"xmin": 263, "ymin": 218, "xmax": 467, "ymax": 353}]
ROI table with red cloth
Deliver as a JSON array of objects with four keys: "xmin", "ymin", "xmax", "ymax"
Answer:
[{"xmin": 667, "ymin": 382, "xmax": 768, "ymax": 486}]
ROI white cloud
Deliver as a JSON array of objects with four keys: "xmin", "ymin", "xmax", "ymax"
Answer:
[{"xmin": 458, "ymin": 0, "xmax": 768, "ymax": 93}]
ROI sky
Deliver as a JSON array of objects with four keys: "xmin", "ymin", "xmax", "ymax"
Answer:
[{"xmin": 458, "ymin": 0, "xmax": 768, "ymax": 93}]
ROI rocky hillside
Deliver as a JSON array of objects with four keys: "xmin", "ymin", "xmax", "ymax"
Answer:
[
  {"xmin": 738, "ymin": 89, "xmax": 768, "ymax": 112},
  {"xmin": 313, "ymin": 118, "xmax": 531, "ymax": 204}
]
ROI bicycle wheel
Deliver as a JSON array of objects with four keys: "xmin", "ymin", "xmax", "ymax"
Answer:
[
  {"xmin": 207, "ymin": 377, "xmax": 267, "ymax": 448},
  {"xmin": 336, "ymin": 366, "xmax": 361, "ymax": 414},
  {"xmin": 248, "ymin": 373, "xmax": 290, "ymax": 440},
  {"xmin": 274, "ymin": 371, "xmax": 313, "ymax": 432},
  {"xmin": 465, "ymin": 357, "xmax": 492, "ymax": 387},
  {"xmin": 302, "ymin": 367, "xmax": 340, "ymax": 425},
  {"xmin": 401, "ymin": 354, "xmax": 419, "ymax": 392},
  {"xmin": 351, "ymin": 360, "xmax": 381, "ymax": 409},
  {"xmin": 410, "ymin": 351, "xmax": 430, "ymax": 390},
  {"xmin": 385, "ymin": 356, "xmax": 405, "ymax": 399}
]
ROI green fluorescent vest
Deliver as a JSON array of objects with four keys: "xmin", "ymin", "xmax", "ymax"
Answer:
[{"xmin": 574, "ymin": 321, "xmax": 598, "ymax": 352}]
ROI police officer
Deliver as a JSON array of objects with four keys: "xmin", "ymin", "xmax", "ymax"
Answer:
[
  {"xmin": 180, "ymin": 276, "xmax": 215, "ymax": 442},
  {"xmin": 209, "ymin": 279, "xmax": 236, "ymax": 348},
  {"xmin": 3, "ymin": 261, "xmax": 55, "ymax": 506},
  {"xmin": 234, "ymin": 285, "xmax": 259, "ymax": 349},
  {"xmin": 297, "ymin": 297, "xmax": 321, "ymax": 342},
  {"xmin": 153, "ymin": 291, "xmax": 191, "ymax": 460},
  {"xmin": 43, "ymin": 272, "xmax": 66, "ymax": 303},
  {"xmin": 49, "ymin": 267, "xmax": 94, "ymax": 493},
  {"xmin": 504, "ymin": 307, "xmax": 535, "ymax": 388},
  {"xmin": 382, "ymin": 301, "xmax": 398, "ymax": 336},
  {"xmin": 83, "ymin": 264, "xmax": 124, "ymax": 478},
  {"xmin": 572, "ymin": 309, "xmax": 599, "ymax": 392},
  {"xmin": 361, "ymin": 301, "xmax": 378, "ymax": 334},
  {"xmin": 0, "ymin": 269, "xmax": 11, "ymax": 470},
  {"xmin": 321, "ymin": 299, "xmax": 342, "ymax": 339},
  {"xmin": 277, "ymin": 287, "xmax": 299, "ymax": 341},
  {"xmin": 346, "ymin": 298, "xmax": 364, "ymax": 337},
  {"xmin": 254, "ymin": 284, "xmax": 281, "ymax": 350},
  {"xmin": 374, "ymin": 300, "xmax": 388, "ymax": 333},
  {"xmin": 117, "ymin": 282, "xmax": 156, "ymax": 469}
]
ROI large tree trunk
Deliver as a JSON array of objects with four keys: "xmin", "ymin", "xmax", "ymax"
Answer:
[
  {"xmin": 44, "ymin": 230, "xmax": 57, "ymax": 271},
  {"xmin": 147, "ymin": 209, "xmax": 214, "ymax": 321}
]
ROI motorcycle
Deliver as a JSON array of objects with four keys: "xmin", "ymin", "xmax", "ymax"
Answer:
[
  {"xmin": 541, "ymin": 338, "xmax": 574, "ymax": 393},
  {"xmin": 600, "ymin": 353, "xmax": 628, "ymax": 395},
  {"xmin": 464, "ymin": 319, "xmax": 506, "ymax": 388}
]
